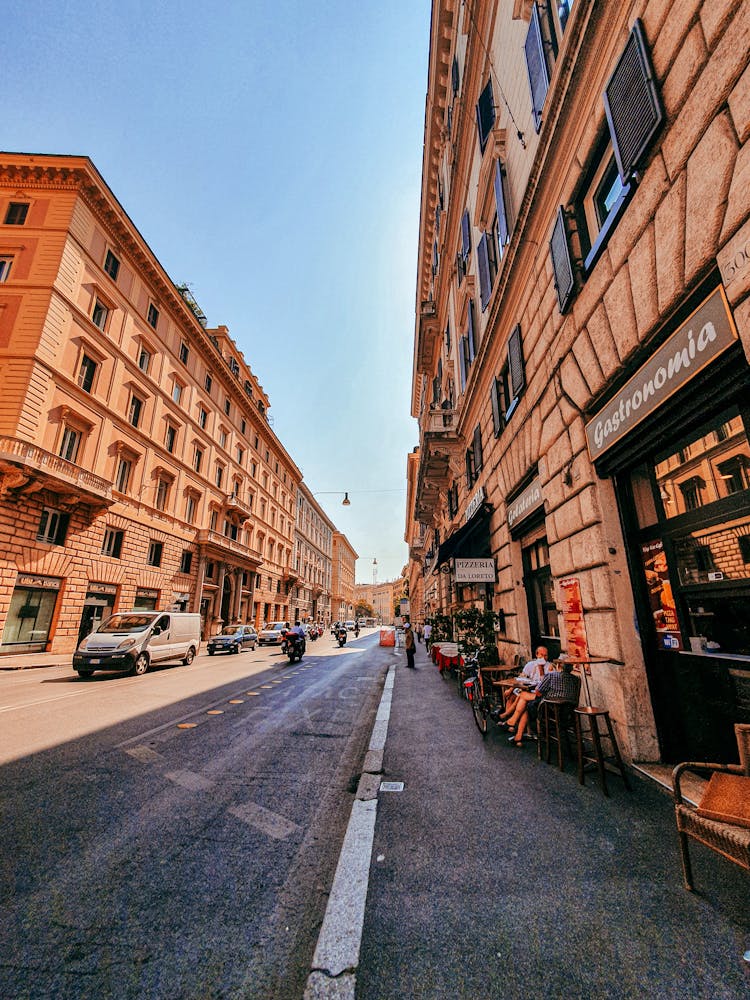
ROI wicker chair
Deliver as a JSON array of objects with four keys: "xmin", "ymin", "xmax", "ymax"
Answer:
[{"xmin": 673, "ymin": 723, "xmax": 750, "ymax": 890}]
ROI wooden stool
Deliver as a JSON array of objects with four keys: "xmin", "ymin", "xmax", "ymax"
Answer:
[
  {"xmin": 537, "ymin": 697, "xmax": 574, "ymax": 770},
  {"xmin": 574, "ymin": 707, "xmax": 631, "ymax": 796}
]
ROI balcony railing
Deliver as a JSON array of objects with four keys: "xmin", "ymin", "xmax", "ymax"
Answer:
[
  {"xmin": 195, "ymin": 529, "xmax": 263, "ymax": 565},
  {"xmin": 224, "ymin": 493, "xmax": 253, "ymax": 520},
  {"xmin": 0, "ymin": 436, "xmax": 113, "ymax": 505}
]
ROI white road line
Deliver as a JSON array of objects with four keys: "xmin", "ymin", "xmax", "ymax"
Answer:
[
  {"xmin": 304, "ymin": 663, "xmax": 396, "ymax": 998},
  {"xmin": 228, "ymin": 800, "xmax": 301, "ymax": 840},
  {"xmin": 165, "ymin": 769, "xmax": 215, "ymax": 792}
]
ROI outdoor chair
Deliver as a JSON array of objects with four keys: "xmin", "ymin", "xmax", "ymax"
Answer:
[{"xmin": 672, "ymin": 723, "xmax": 750, "ymax": 890}]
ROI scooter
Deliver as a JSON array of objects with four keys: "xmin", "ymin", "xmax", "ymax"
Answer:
[
  {"xmin": 286, "ymin": 633, "xmax": 305, "ymax": 663},
  {"xmin": 336, "ymin": 626, "xmax": 347, "ymax": 648}
]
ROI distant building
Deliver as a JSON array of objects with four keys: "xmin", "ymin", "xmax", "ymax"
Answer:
[
  {"xmin": 409, "ymin": 2, "xmax": 750, "ymax": 764},
  {"xmin": 331, "ymin": 532, "xmax": 358, "ymax": 622},
  {"xmin": 0, "ymin": 153, "xmax": 312, "ymax": 651},
  {"xmin": 294, "ymin": 483, "xmax": 335, "ymax": 624}
]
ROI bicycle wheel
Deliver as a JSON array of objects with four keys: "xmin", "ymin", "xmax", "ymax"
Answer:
[{"xmin": 470, "ymin": 680, "xmax": 489, "ymax": 735}]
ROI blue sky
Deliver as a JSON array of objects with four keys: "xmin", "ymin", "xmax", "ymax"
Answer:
[{"xmin": 4, "ymin": 0, "xmax": 430, "ymax": 583}]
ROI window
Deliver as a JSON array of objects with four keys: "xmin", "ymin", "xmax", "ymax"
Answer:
[
  {"xmin": 172, "ymin": 381, "xmax": 183, "ymax": 405},
  {"xmin": 4, "ymin": 202, "xmax": 29, "ymax": 225},
  {"xmin": 91, "ymin": 299, "xmax": 109, "ymax": 331},
  {"xmin": 198, "ymin": 406, "xmax": 208, "ymax": 430},
  {"xmin": 102, "ymin": 527, "xmax": 124, "ymax": 559},
  {"xmin": 128, "ymin": 394, "xmax": 144, "ymax": 428},
  {"xmin": 147, "ymin": 303, "xmax": 159, "ymax": 329},
  {"xmin": 59, "ymin": 426, "xmax": 81, "ymax": 463},
  {"xmin": 147, "ymin": 540, "xmax": 163, "ymax": 567},
  {"xmin": 179, "ymin": 341, "xmax": 189, "ymax": 364},
  {"xmin": 219, "ymin": 428, "xmax": 227, "ymax": 448},
  {"xmin": 104, "ymin": 250, "xmax": 120, "ymax": 280},
  {"xmin": 0, "ymin": 256, "xmax": 13, "ymax": 281},
  {"xmin": 179, "ymin": 550, "xmax": 193, "ymax": 574},
  {"xmin": 477, "ymin": 220, "xmax": 499, "ymax": 311},
  {"xmin": 165, "ymin": 423, "xmax": 178, "ymax": 454},
  {"xmin": 237, "ymin": 446, "xmax": 244, "ymax": 465},
  {"xmin": 476, "ymin": 78, "xmax": 495, "ymax": 152},
  {"xmin": 77, "ymin": 354, "xmax": 97, "ymax": 393},
  {"xmin": 215, "ymin": 464, "xmax": 224, "ymax": 488},
  {"xmin": 138, "ymin": 347, "xmax": 152, "ymax": 373},
  {"xmin": 717, "ymin": 456, "xmax": 749, "ymax": 495},
  {"xmin": 155, "ymin": 477, "xmax": 170, "ymax": 511},
  {"xmin": 224, "ymin": 397, "xmax": 231, "ymax": 416},
  {"xmin": 205, "ymin": 373, "xmax": 213, "ymax": 394},
  {"xmin": 578, "ymin": 144, "xmax": 632, "ymax": 273},
  {"xmin": 549, "ymin": 207, "xmax": 576, "ymax": 314},
  {"xmin": 491, "ymin": 326, "xmax": 526, "ymax": 433},
  {"xmin": 115, "ymin": 456, "xmax": 132, "ymax": 493},
  {"xmin": 37, "ymin": 507, "xmax": 69, "ymax": 545},
  {"xmin": 185, "ymin": 494, "xmax": 197, "ymax": 524},
  {"xmin": 224, "ymin": 519, "xmax": 239, "ymax": 541},
  {"xmin": 466, "ymin": 425, "xmax": 483, "ymax": 488},
  {"xmin": 524, "ymin": 4, "xmax": 551, "ymax": 132},
  {"xmin": 193, "ymin": 447, "xmax": 203, "ymax": 473},
  {"xmin": 241, "ymin": 417, "xmax": 247, "ymax": 435}
]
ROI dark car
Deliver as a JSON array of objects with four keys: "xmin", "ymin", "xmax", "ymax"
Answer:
[{"xmin": 207, "ymin": 624, "xmax": 257, "ymax": 655}]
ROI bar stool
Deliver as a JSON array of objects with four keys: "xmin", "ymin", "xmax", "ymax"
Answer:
[
  {"xmin": 574, "ymin": 706, "xmax": 631, "ymax": 796},
  {"xmin": 537, "ymin": 697, "xmax": 575, "ymax": 770}
]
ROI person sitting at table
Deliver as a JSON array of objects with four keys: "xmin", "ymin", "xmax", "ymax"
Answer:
[
  {"xmin": 505, "ymin": 657, "xmax": 581, "ymax": 746},
  {"xmin": 495, "ymin": 646, "xmax": 552, "ymax": 726}
]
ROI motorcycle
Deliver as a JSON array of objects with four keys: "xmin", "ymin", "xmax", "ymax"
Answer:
[
  {"xmin": 336, "ymin": 626, "xmax": 347, "ymax": 648},
  {"xmin": 308, "ymin": 626, "xmax": 319, "ymax": 642},
  {"xmin": 286, "ymin": 632, "xmax": 305, "ymax": 663}
]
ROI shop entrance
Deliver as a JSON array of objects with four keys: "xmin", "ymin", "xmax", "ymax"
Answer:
[
  {"xmin": 77, "ymin": 589, "xmax": 116, "ymax": 646},
  {"xmin": 1, "ymin": 577, "xmax": 61, "ymax": 653}
]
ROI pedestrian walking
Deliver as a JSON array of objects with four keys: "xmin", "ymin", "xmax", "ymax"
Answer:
[
  {"xmin": 416, "ymin": 623, "xmax": 423, "ymax": 643},
  {"xmin": 404, "ymin": 622, "xmax": 416, "ymax": 668},
  {"xmin": 423, "ymin": 621, "xmax": 432, "ymax": 652}
]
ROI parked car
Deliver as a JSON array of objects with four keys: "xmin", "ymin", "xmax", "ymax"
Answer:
[
  {"xmin": 345, "ymin": 620, "xmax": 356, "ymax": 631},
  {"xmin": 258, "ymin": 621, "xmax": 290, "ymax": 646},
  {"xmin": 207, "ymin": 624, "xmax": 257, "ymax": 655}
]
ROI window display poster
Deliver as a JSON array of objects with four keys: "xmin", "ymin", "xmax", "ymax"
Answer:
[
  {"xmin": 559, "ymin": 577, "xmax": 590, "ymax": 664},
  {"xmin": 640, "ymin": 538, "xmax": 683, "ymax": 650}
]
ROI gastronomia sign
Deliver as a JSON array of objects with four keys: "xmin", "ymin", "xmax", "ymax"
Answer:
[{"xmin": 585, "ymin": 287, "xmax": 737, "ymax": 461}]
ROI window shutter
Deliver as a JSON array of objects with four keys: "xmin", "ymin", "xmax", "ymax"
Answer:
[
  {"xmin": 477, "ymin": 232, "xmax": 492, "ymax": 311},
  {"xmin": 549, "ymin": 207, "xmax": 575, "ymax": 313},
  {"xmin": 467, "ymin": 300, "xmax": 476, "ymax": 361},
  {"xmin": 461, "ymin": 210, "xmax": 471, "ymax": 258},
  {"xmin": 603, "ymin": 19, "xmax": 663, "ymax": 183},
  {"xmin": 524, "ymin": 4, "xmax": 550, "ymax": 132},
  {"xmin": 466, "ymin": 449, "xmax": 474, "ymax": 488},
  {"xmin": 491, "ymin": 378, "xmax": 503, "ymax": 437},
  {"xmin": 494, "ymin": 160, "xmax": 510, "ymax": 248},
  {"xmin": 473, "ymin": 424, "xmax": 483, "ymax": 473},
  {"xmin": 452, "ymin": 55, "xmax": 460, "ymax": 96},
  {"xmin": 459, "ymin": 335, "xmax": 468, "ymax": 389},
  {"xmin": 508, "ymin": 324, "xmax": 526, "ymax": 398},
  {"xmin": 476, "ymin": 78, "xmax": 495, "ymax": 152}
]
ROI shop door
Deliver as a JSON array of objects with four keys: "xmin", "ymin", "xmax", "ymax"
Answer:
[
  {"xmin": 522, "ymin": 537, "xmax": 561, "ymax": 658},
  {"xmin": 77, "ymin": 593, "xmax": 116, "ymax": 646}
]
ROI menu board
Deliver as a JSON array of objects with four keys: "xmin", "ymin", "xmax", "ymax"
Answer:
[
  {"xmin": 640, "ymin": 538, "xmax": 683, "ymax": 650},
  {"xmin": 559, "ymin": 577, "xmax": 590, "ymax": 664}
]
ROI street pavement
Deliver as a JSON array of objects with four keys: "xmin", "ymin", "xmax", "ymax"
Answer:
[{"xmin": 353, "ymin": 639, "xmax": 748, "ymax": 999}]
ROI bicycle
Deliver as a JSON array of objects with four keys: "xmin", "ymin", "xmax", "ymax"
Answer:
[{"xmin": 463, "ymin": 656, "xmax": 518, "ymax": 736}]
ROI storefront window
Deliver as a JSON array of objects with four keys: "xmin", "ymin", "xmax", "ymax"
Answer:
[{"xmin": 2, "ymin": 584, "xmax": 59, "ymax": 647}]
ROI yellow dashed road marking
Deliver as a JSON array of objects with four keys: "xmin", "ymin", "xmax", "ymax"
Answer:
[
  {"xmin": 207, "ymin": 710, "xmax": 224, "ymax": 715},
  {"xmin": 229, "ymin": 699, "xmax": 244, "ymax": 704},
  {"xmin": 177, "ymin": 723, "xmax": 197, "ymax": 729}
]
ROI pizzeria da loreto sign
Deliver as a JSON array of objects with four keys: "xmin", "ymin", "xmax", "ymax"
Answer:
[
  {"xmin": 585, "ymin": 287, "xmax": 738, "ymax": 462},
  {"xmin": 454, "ymin": 558, "xmax": 496, "ymax": 583}
]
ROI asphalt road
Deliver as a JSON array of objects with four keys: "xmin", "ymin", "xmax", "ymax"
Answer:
[{"xmin": 0, "ymin": 631, "xmax": 388, "ymax": 1000}]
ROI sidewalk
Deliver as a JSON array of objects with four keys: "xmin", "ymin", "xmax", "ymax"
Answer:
[
  {"xmin": 0, "ymin": 651, "xmax": 70, "ymax": 670},
  {"xmin": 355, "ymin": 640, "xmax": 749, "ymax": 999}
]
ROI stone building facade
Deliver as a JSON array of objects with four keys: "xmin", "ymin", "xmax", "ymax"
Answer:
[
  {"xmin": 410, "ymin": 0, "xmax": 750, "ymax": 764},
  {"xmin": 0, "ymin": 153, "xmax": 313, "ymax": 651},
  {"xmin": 293, "ymin": 483, "xmax": 334, "ymax": 625},
  {"xmin": 331, "ymin": 532, "xmax": 358, "ymax": 623}
]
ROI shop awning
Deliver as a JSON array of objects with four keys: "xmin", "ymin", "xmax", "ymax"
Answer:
[{"xmin": 434, "ymin": 502, "xmax": 493, "ymax": 570}]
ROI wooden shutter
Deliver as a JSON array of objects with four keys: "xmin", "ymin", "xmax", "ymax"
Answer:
[
  {"xmin": 508, "ymin": 324, "xmax": 526, "ymax": 398},
  {"xmin": 491, "ymin": 378, "xmax": 503, "ymax": 437},
  {"xmin": 494, "ymin": 160, "xmax": 510, "ymax": 248},
  {"xmin": 473, "ymin": 424, "xmax": 483, "ymax": 473},
  {"xmin": 467, "ymin": 300, "xmax": 476, "ymax": 361},
  {"xmin": 461, "ymin": 210, "xmax": 471, "ymax": 258},
  {"xmin": 452, "ymin": 55, "xmax": 460, "ymax": 97},
  {"xmin": 524, "ymin": 4, "xmax": 550, "ymax": 132},
  {"xmin": 477, "ymin": 232, "xmax": 492, "ymax": 311},
  {"xmin": 465, "ymin": 449, "xmax": 474, "ymax": 488},
  {"xmin": 476, "ymin": 78, "xmax": 495, "ymax": 152},
  {"xmin": 549, "ymin": 207, "xmax": 575, "ymax": 313},
  {"xmin": 603, "ymin": 19, "xmax": 663, "ymax": 183},
  {"xmin": 459, "ymin": 335, "xmax": 468, "ymax": 389}
]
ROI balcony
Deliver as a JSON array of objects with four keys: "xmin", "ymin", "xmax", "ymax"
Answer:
[
  {"xmin": 413, "ymin": 406, "xmax": 461, "ymax": 523},
  {"xmin": 224, "ymin": 493, "xmax": 253, "ymax": 522},
  {"xmin": 415, "ymin": 300, "xmax": 439, "ymax": 375},
  {"xmin": 0, "ymin": 436, "xmax": 113, "ymax": 511},
  {"xmin": 195, "ymin": 529, "xmax": 263, "ymax": 567}
]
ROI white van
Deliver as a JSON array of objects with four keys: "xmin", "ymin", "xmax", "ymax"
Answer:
[{"xmin": 73, "ymin": 611, "xmax": 202, "ymax": 678}]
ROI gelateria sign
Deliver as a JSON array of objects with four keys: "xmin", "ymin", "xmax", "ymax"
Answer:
[
  {"xmin": 507, "ymin": 475, "xmax": 544, "ymax": 529},
  {"xmin": 585, "ymin": 287, "xmax": 738, "ymax": 461}
]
